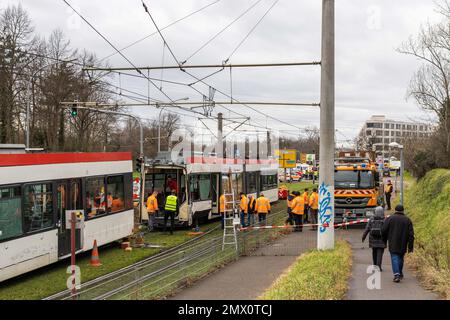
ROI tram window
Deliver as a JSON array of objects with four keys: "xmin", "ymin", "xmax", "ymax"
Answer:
[
  {"xmin": 233, "ymin": 173, "xmax": 243, "ymax": 195},
  {"xmin": 189, "ymin": 174, "xmax": 211, "ymax": 201},
  {"xmin": 246, "ymin": 172, "xmax": 258, "ymax": 194},
  {"xmin": 70, "ymin": 180, "xmax": 82, "ymax": 209},
  {"xmin": 107, "ymin": 175, "xmax": 125, "ymax": 213},
  {"xmin": 0, "ymin": 186, "xmax": 22, "ymax": 240},
  {"xmin": 23, "ymin": 183, "xmax": 54, "ymax": 233},
  {"xmin": 86, "ymin": 177, "xmax": 106, "ymax": 219}
]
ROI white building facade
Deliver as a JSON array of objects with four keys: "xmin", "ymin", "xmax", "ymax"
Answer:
[{"xmin": 358, "ymin": 115, "xmax": 432, "ymax": 158}]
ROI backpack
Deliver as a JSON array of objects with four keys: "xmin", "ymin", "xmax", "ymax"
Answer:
[{"xmin": 370, "ymin": 219, "xmax": 383, "ymax": 238}]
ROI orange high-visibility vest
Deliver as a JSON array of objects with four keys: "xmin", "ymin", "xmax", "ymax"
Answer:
[
  {"xmin": 219, "ymin": 194, "xmax": 225, "ymax": 214},
  {"xmin": 309, "ymin": 192, "xmax": 319, "ymax": 210},
  {"xmin": 240, "ymin": 195, "xmax": 248, "ymax": 213},
  {"xmin": 287, "ymin": 193, "xmax": 295, "ymax": 208},
  {"xmin": 255, "ymin": 196, "xmax": 271, "ymax": 214},
  {"xmin": 292, "ymin": 196, "xmax": 305, "ymax": 215},
  {"xmin": 146, "ymin": 195, "xmax": 158, "ymax": 213},
  {"xmin": 302, "ymin": 192, "xmax": 309, "ymax": 205}
]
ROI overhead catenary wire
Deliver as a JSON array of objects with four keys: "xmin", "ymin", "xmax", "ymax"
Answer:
[
  {"xmin": 62, "ymin": 0, "xmax": 176, "ymax": 104},
  {"xmin": 99, "ymin": 0, "xmax": 222, "ymax": 63},
  {"xmin": 138, "ymin": 1, "xmax": 313, "ymax": 133},
  {"xmin": 224, "ymin": 0, "xmax": 280, "ymax": 62},
  {"xmin": 180, "ymin": 0, "xmax": 264, "ymax": 64}
]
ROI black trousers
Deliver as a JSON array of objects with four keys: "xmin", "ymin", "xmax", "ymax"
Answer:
[
  {"xmin": 372, "ymin": 248, "xmax": 385, "ymax": 270},
  {"xmin": 385, "ymin": 193, "xmax": 391, "ymax": 210},
  {"xmin": 293, "ymin": 214, "xmax": 303, "ymax": 231},
  {"xmin": 164, "ymin": 210, "xmax": 176, "ymax": 234}
]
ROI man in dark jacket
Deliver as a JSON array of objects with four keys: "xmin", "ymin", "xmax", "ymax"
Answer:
[
  {"xmin": 381, "ymin": 204, "xmax": 414, "ymax": 283},
  {"xmin": 362, "ymin": 206, "xmax": 387, "ymax": 271}
]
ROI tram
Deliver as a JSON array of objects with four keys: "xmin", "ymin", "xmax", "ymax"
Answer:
[
  {"xmin": 0, "ymin": 152, "xmax": 134, "ymax": 282},
  {"xmin": 142, "ymin": 153, "xmax": 279, "ymax": 227}
]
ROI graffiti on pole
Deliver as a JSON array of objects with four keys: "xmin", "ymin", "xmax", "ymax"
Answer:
[{"xmin": 318, "ymin": 182, "xmax": 333, "ymax": 233}]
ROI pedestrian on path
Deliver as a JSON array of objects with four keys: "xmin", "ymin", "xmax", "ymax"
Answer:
[
  {"xmin": 384, "ymin": 180, "xmax": 393, "ymax": 210},
  {"xmin": 362, "ymin": 206, "xmax": 387, "ymax": 271},
  {"xmin": 382, "ymin": 204, "xmax": 415, "ymax": 283}
]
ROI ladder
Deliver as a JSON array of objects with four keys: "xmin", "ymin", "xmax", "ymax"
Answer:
[{"xmin": 222, "ymin": 192, "xmax": 238, "ymax": 251}]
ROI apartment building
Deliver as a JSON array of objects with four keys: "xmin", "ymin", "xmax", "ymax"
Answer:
[{"xmin": 357, "ymin": 115, "xmax": 432, "ymax": 158}]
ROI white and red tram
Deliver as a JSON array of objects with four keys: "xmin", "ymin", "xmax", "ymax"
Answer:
[
  {"xmin": 0, "ymin": 152, "xmax": 134, "ymax": 282},
  {"xmin": 143, "ymin": 155, "xmax": 279, "ymax": 227}
]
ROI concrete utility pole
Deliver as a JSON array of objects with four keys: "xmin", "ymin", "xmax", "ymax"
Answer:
[
  {"xmin": 217, "ymin": 113, "xmax": 223, "ymax": 161},
  {"xmin": 318, "ymin": 0, "xmax": 335, "ymax": 250}
]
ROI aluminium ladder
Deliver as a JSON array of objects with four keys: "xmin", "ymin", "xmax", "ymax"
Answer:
[{"xmin": 222, "ymin": 192, "xmax": 238, "ymax": 251}]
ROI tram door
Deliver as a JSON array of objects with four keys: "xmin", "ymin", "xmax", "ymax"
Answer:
[
  {"xmin": 211, "ymin": 174, "xmax": 219, "ymax": 214},
  {"xmin": 57, "ymin": 179, "xmax": 82, "ymax": 257}
]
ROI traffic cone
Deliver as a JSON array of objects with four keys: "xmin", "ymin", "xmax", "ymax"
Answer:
[{"xmin": 90, "ymin": 240, "xmax": 102, "ymax": 267}]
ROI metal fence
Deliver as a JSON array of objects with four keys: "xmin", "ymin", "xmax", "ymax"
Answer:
[{"xmin": 48, "ymin": 209, "xmax": 320, "ymax": 300}]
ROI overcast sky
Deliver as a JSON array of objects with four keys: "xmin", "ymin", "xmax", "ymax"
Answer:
[{"xmin": 2, "ymin": 0, "xmax": 443, "ymax": 145}]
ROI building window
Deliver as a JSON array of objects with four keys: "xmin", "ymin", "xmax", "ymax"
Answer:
[
  {"xmin": 366, "ymin": 130, "xmax": 372, "ymax": 136},
  {"xmin": 367, "ymin": 123, "xmax": 374, "ymax": 128},
  {"xmin": 23, "ymin": 183, "xmax": 54, "ymax": 233},
  {"xmin": 86, "ymin": 177, "xmax": 106, "ymax": 219},
  {"xmin": 107, "ymin": 176, "xmax": 125, "ymax": 213},
  {"xmin": 0, "ymin": 186, "xmax": 22, "ymax": 240},
  {"xmin": 376, "ymin": 130, "xmax": 383, "ymax": 136},
  {"xmin": 391, "ymin": 131, "xmax": 394, "ymax": 136},
  {"xmin": 419, "ymin": 126, "xmax": 423, "ymax": 131},
  {"xmin": 391, "ymin": 124, "xmax": 395, "ymax": 129}
]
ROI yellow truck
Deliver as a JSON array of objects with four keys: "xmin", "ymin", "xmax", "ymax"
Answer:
[{"xmin": 334, "ymin": 156, "xmax": 384, "ymax": 223}]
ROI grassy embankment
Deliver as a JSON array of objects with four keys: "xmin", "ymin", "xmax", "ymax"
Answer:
[
  {"xmin": 402, "ymin": 169, "xmax": 450, "ymax": 299},
  {"xmin": 260, "ymin": 240, "xmax": 352, "ymax": 300}
]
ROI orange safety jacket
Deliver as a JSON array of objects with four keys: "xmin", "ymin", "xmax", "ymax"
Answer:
[
  {"xmin": 309, "ymin": 192, "xmax": 319, "ymax": 210},
  {"xmin": 302, "ymin": 192, "xmax": 309, "ymax": 205},
  {"xmin": 291, "ymin": 196, "xmax": 305, "ymax": 215},
  {"xmin": 146, "ymin": 195, "xmax": 158, "ymax": 213},
  {"xmin": 240, "ymin": 195, "xmax": 248, "ymax": 213},
  {"xmin": 219, "ymin": 194, "xmax": 225, "ymax": 214},
  {"xmin": 287, "ymin": 193, "xmax": 295, "ymax": 208},
  {"xmin": 255, "ymin": 196, "xmax": 271, "ymax": 214}
]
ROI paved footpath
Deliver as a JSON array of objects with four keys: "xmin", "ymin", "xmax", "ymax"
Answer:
[
  {"xmin": 168, "ymin": 228, "xmax": 439, "ymax": 300},
  {"xmin": 343, "ymin": 228, "xmax": 439, "ymax": 300},
  {"xmin": 168, "ymin": 231, "xmax": 315, "ymax": 300}
]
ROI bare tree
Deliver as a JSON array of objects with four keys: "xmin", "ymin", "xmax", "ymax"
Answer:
[{"xmin": 398, "ymin": 0, "xmax": 450, "ymax": 168}]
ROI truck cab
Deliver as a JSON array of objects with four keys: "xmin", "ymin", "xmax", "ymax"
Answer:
[{"xmin": 334, "ymin": 157, "xmax": 383, "ymax": 223}]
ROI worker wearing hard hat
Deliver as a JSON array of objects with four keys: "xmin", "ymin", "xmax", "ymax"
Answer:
[{"xmin": 255, "ymin": 193, "xmax": 271, "ymax": 225}]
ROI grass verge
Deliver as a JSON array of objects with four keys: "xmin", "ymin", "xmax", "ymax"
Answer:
[
  {"xmin": 259, "ymin": 240, "xmax": 352, "ymax": 300},
  {"xmin": 402, "ymin": 169, "xmax": 450, "ymax": 299}
]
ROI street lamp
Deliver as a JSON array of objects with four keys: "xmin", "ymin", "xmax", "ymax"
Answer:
[
  {"xmin": 389, "ymin": 142, "xmax": 404, "ymax": 206},
  {"xmin": 157, "ymin": 97, "xmax": 189, "ymax": 153}
]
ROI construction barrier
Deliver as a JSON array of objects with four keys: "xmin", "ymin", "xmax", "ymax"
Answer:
[{"xmin": 239, "ymin": 219, "xmax": 369, "ymax": 231}]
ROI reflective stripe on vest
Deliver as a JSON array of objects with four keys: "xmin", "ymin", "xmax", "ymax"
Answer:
[{"xmin": 165, "ymin": 195, "xmax": 177, "ymax": 211}]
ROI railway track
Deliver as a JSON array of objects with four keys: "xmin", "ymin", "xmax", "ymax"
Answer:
[
  {"xmin": 43, "ymin": 224, "xmax": 221, "ymax": 300},
  {"xmin": 44, "ymin": 209, "xmax": 286, "ymax": 300}
]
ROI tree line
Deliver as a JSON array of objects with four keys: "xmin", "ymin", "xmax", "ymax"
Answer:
[{"xmin": 0, "ymin": 4, "xmax": 180, "ymax": 159}]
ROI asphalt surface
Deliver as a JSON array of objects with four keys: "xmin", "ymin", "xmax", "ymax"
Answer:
[
  {"xmin": 168, "ymin": 230, "xmax": 317, "ymax": 300},
  {"xmin": 344, "ymin": 228, "xmax": 438, "ymax": 300}
]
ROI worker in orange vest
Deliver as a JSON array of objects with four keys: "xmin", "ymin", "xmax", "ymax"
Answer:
[
  {"xmin": 285, "ymin": 191, "xmax": 296, "ymax": 225},
  {"xmin": 239, "ymin": 193, "xmax": 249, "ymax": 227},
  {"xmin": 255, "ymin": 193, "xmax": 271, "ymax": 225},
  {"xmin": 146, "ymin": 191, "xmax": 159, "ymax": 232},
  {"xmin": 302, "ymin": 188, "xmax": 310, "ymax": 223},
  {"xmin": 247, "ymin": 195, "xmax": 256, "ymax": 226},
  {"xmin": 219, "ymin": 194, "xmax": 225, "ymax": 229},
  {"xmin": 309, "ymin": 188, "xmax": 319, "ymax": 231},
  {"xmin": 291, "ymin": 191, "xmax": 305, "ymax": 232}
]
